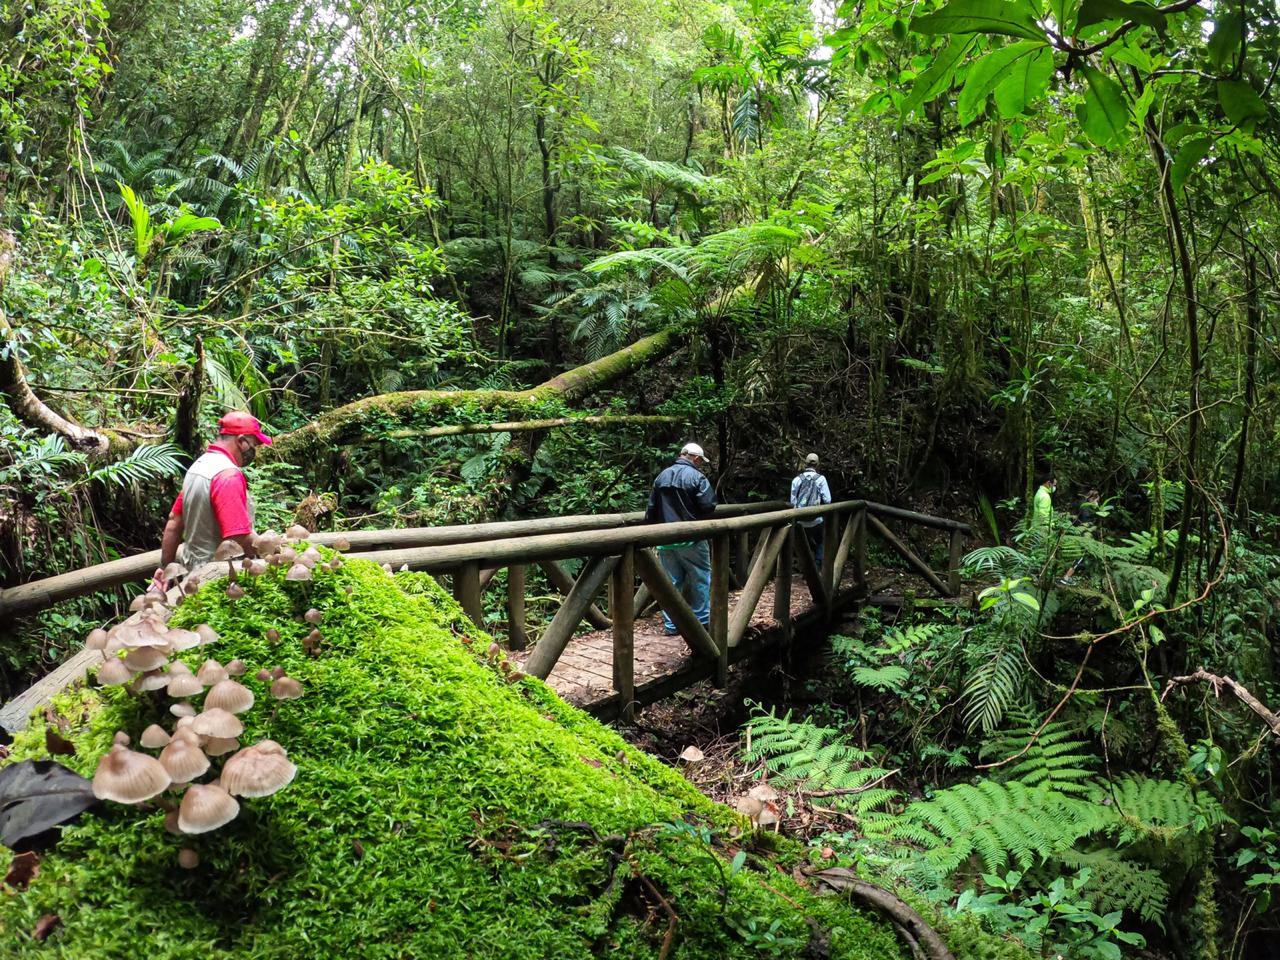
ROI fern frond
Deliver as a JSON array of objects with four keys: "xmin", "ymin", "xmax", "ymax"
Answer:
[
  {"xmin": 1055, "ymin": 848, "xmax": 1171, "ymax": 928},
  {"xmin": 83, "ymin": 443, "xmax": 185, "ymax": 488},
  {"xmin": 962, "ymin": 644, "xmax": 1026, "ymax": 733}
]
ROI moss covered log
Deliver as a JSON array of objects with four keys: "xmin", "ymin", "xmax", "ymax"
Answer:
[
  {"xmin": 0, "ymin": 555, "xmax": 926, "ymax": 959},
  {"xmin": 266, "ymin": 326, "xmax": 684, "ymax": 460}
]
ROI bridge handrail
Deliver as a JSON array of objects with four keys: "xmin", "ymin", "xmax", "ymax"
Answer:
[
  {"xmin": 348, "ymin": 500, "xmax": 873, "ymax": 572},
  {"xmin": 0, "ymin": 501, "xmax": 789, "ymax": 620}
]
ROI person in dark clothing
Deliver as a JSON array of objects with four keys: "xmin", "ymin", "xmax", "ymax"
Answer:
[
  {"xmin": 646, "ymin": 442, "xmax": 717, "ymax": 635},
  {"xmin": 1061, "ymin": 489, "xmax": 1102, "ymax": 584}
]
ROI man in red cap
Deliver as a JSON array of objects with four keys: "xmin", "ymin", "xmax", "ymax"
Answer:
[{"xmin": 151, "ymin": 411, "xmax": 272, "ymax": 589}]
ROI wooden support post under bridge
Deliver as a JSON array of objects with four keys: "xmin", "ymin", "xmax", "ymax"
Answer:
[{"xmin": 611, "ymin": 547, "xmax": 636, "ymax": 722}]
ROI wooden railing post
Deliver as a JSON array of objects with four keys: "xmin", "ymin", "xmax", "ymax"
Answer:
[
  {"xmin": 866, "ymin": 513, "xmax": 950, "ymax": 597},
  {"xmin": 733, "ymin": 530, "xmax": 750, "ymax": 589},
  {"xmin": 711, "ymin": 535, "xmax": 730, "ymax": 688},
  {"xmin": 948, "ymin": 529, "xmax": 965, "ymax": 596},
  {"xmin": 454, "ymin": 561, "xmax": 484, "ymax": 628},
  {"xmin": 611, "ymin": 547, "xmax": 636, "ymax": 722},
  {"xmin": 634, "ymin": 548, "xmax": 720, "ymax": 661},
  {"xmin": 853, "ymin": 507, "xmax": 867, "ymax": 587},
  {"xmin": 727, "ymin": 525, "xmax": 790, "ymax": 648},
  {"xmin": 831, "ymin": 511, "xmax": 858, "ymax": 586},
  {"xmin": 794, "ymin": 524, "xmax": 830, "ymax": 617},
  {"xmin": 526, "ymin": 555, "xmax": 619, "ymax": 679},
  {"xmin": 507, "ymin": 564, "xmax": 527, "ymax": 650},
  {"xmin": 773, "ymin": 526, "xmax": 792, "ymax": 645},
  {"xmin": 538, "ymin": 559, "xmax": 612, "ymax": 629},
  {"xmin": 822, "ymin": 511, "xmax": 840, "ymax": 596}
]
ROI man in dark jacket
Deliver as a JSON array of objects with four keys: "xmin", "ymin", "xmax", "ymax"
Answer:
[{"xmin": 646, "ymin": 442, "xmax": 717, "ymax": 635}]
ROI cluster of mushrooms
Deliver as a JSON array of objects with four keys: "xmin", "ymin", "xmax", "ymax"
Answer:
[{"xmin": 83, "ymin": 529, "xmax": 341, "ymax": 868}]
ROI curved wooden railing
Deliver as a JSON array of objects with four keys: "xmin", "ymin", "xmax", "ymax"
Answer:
[{"xmin": 0, "ymin": 500, "xmax": 969, "ymax": 731}]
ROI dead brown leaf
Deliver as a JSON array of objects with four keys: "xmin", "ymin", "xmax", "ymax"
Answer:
[
  {"xmin": 32, "ymin": 913, "xmax": 60, "ymax": 941},
  {"xmin": 44, "ymin": 729, "xmax": 75, "ymax": 757},
  {"xmin": 4, "ymin": 851, "xmax": 39, "ymax": 890}
]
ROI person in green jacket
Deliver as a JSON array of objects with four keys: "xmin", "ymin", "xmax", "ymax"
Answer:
[{"xmin": 1031, "ymin": 476, "xmax": 1057, "ymax": 530}]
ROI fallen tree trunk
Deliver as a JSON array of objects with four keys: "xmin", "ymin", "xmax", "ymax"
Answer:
[
  {"xmin": 370, "ymin": 414, "xmax": 679, "ymax": 443},
  {"xmin": 266, "ymin": 326, "xmax": 684, "ymax": 459},
  {"xmin": 1162, "ymin": 668, "xmax": 1280, "ymax": 737},
  {"xmin": 810, "ymin": 867, "xmax": 956, "ymax": 960}
]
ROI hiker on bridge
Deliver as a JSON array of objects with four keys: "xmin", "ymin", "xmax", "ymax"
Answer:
[
  {"xmin": 151, "ymin": 412, "xmax": 271, "ymax": 592},
  {"xmin": 790, "ymin": 453, "xmax": 832, "ymax": 567},
  {"xmin": 646, "ymin": 442, "xmax": 716, "ymax": 636}
]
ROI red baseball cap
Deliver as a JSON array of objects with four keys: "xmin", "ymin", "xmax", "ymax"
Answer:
[{"xmin": 218, "ymin": 411, "xmax": 273, "ymax": 445}]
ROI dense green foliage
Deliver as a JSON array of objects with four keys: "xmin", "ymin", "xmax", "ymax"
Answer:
[{"xmin": 5, "ymin": 0, "xmax": 1280, "ymax": 953}]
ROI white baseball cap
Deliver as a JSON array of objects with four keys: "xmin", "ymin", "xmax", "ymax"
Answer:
[{"xmin": 680, "ymin": 442, "xmax": 707, "ymax": 460}]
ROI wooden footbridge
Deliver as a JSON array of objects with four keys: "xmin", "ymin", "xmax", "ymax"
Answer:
[{"xmin": 0, "ymin": 500, "xmax": 970, "ymax": 732}]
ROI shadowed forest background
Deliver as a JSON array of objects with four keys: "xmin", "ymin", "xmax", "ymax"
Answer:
[{"xmin": 4, "ymin": 0, "xmax": 1280, "ymax": 955}]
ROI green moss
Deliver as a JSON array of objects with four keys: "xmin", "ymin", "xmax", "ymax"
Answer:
[{"xmin": 0, "ymin": 558, "xmax": 906, "ymax": 959}]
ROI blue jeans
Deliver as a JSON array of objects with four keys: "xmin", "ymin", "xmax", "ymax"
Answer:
[{"xmin": 658, "ymin": 542, "xmax": 711, "ymax": 633}]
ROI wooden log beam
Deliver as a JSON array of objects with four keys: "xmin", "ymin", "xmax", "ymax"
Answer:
[
  {"xmin": 728, "ymin": 526, "xmax": 788, "ymax": 648},
  {"xmin": 0, "ymin": 502, "xmax": 791, "ymax": 621},
  {"xmin": 349, "ymin": 501, "xmax": 867, "ymax": 574},
  {"xmin": 794, "ymin": 524, "xmax": 830, "ymax": 616},
  {"xmin": 633, "ymin": 548, "xmax": 719, "ymax": 661},
  {"xmin": 865, "ymin": 514, "xmax": 950, "ymax": 598},
  {"xmin": 711, "ymin": 535, "xmax": 730, "ymax": 687},
  {"xmin": 865, "ymin": 501, "xmax": 971, "ymax": 532},
  {"xmin": 507, "ymin": 564, "xmax": 527, "ymax": 650},
  {"xmin": 733, "ymin": 530, "xmax": 750, "ymax": 589},
  {"xmin": 611, "ymin": 547, "xmax": 636, "ymax": 722},
  {"xmin": 538, "ymin": 559, "xmax": 612, "ymax": 629},
  {"xmin": 525, "ymin": 555, "xmax": 619, "ymax": 679}
]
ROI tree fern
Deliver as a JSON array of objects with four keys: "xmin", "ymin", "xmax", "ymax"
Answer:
[
  {"xmin": 1094, "ymin": 776, "xmax": 1228, "ymax": 845},
  {"xmin": 983, "ymin": 719, "xmax": 1099, "ymax": 797},
  {"xmin": 1055, "ymin": 848, "xmax": 1171, "ymax": 928},
  {"xmin": 744, "ymin": 706, "xmax": 898, "ymax": 815},
  {"xmin": 851, "ymin": 664, "xmax": 910, "ymax": 692},
  {"xmin": 887, "ymin": 781, "xmax": 1104, "ymax": 873}
]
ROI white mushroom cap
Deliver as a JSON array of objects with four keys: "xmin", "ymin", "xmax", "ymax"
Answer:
[
  {"xmin": 220, "ymin": 740, "xmax": 297, "ymax": 798},
  {"xmin": 204, "ymin": 736, "xmax": 240, "ymax": 757},
  {"xmin": 86, "ymin": 628, "xmax": 109, "ymax": 651},
  {"xmin": 192, "ymin": 708, "xmax": 244, "ymax": 739},
  {"xmin": 162, "ymin": 562, "xmax": 188, "ymax": 580},
  {"xmin": 195, "ymin": 659, "xmax": 228, "ymax": 686},
  {"xmin": 167, "ymin": 672, "xmax": 204, "ymax": 698},
  {"xmin": 299, "ymin": 547, "xmax": 322, "ymax": 568},
  {"xmin": 96, "ymin": 657, "xmax": 135, "ymax": 686},
  {"xmin": 170, "ymin": 702, "xmax": 197, "ymax": 718},
  {"xmin": 284, "ymin": 564, "xmax": 312, "ymax": 582},
  {"xmin": 166, "ymin": 629, "xmax": 203, "ymax": 652},
  {"xmin": 225, "ymin": 659, "xmax": 247, "ymax": 677},
  {"xmin": 124, "ymin": 646, "xmax": 169, "ymax": 672},
  {"xmin": 270, "ymin": 676, "xmax": 304, "ymax": 700},
  {"xmin": 204, "ymin": 679, "xmax": 254, "ymax": 714},
  {"xmin": 115, "ymin": 619, "xmax": 171, "ymax": 650},
  {"xmin": 195, "ymin": 624, "xmax": 219, "ymax": 646},
  {"xmin": 92, "ymin": 744, "xmax": 171, "ymax": 803},
  {"xmin": 213, "ymin": 539, "xmax": 243, "ymax": 562},
  {"xmin": 178, "ymin": 784, "xmax": 240, "ymax": 834},
  {"xmin": 159, "ymin": 737, "xmax": 211, "ymax": 783},
  {"xmin": 132, "ymin": 669, "xmax": 171, "ymax": 693},
  {"xmin": 285, "ymin": 524, "xmax": 310, "ymax": 541},
  {"xmin": 140, "ymin": 724, "xmax": 171, "ymax": 749}
]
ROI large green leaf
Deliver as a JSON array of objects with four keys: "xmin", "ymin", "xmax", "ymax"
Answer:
[
  {"xmin": 905, "ymin": 36, "xmax": 978, "ymax": 114},
  {"xmin": 993, "ymin": 45, "xmax": 1054, "ymax": 118},
  {"xmin": 1077, "ymin": 0, "xmax": 1165, "ymax": 30},
  {"xmin": 957, "ymin": 41, "xmax": 1051, "ymax": 124},
  {"xmin": 1171, "ymin": 135, "xmax": 1213, "ymax": 195},
  {"xmin": 910, "ymin": 0, "xmax": 1045, "ymax": 41},
  {"xmin": 1218, "ymin": 79, "xmax": 1268, "ymax": 127},
  {"xmin": 1078, "ymin": 65, "xmax": 1129, "ymax": 147},
  {"xmin": 1207, "ymin": 12, "xmax": 1242, "ymax": 70}
]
